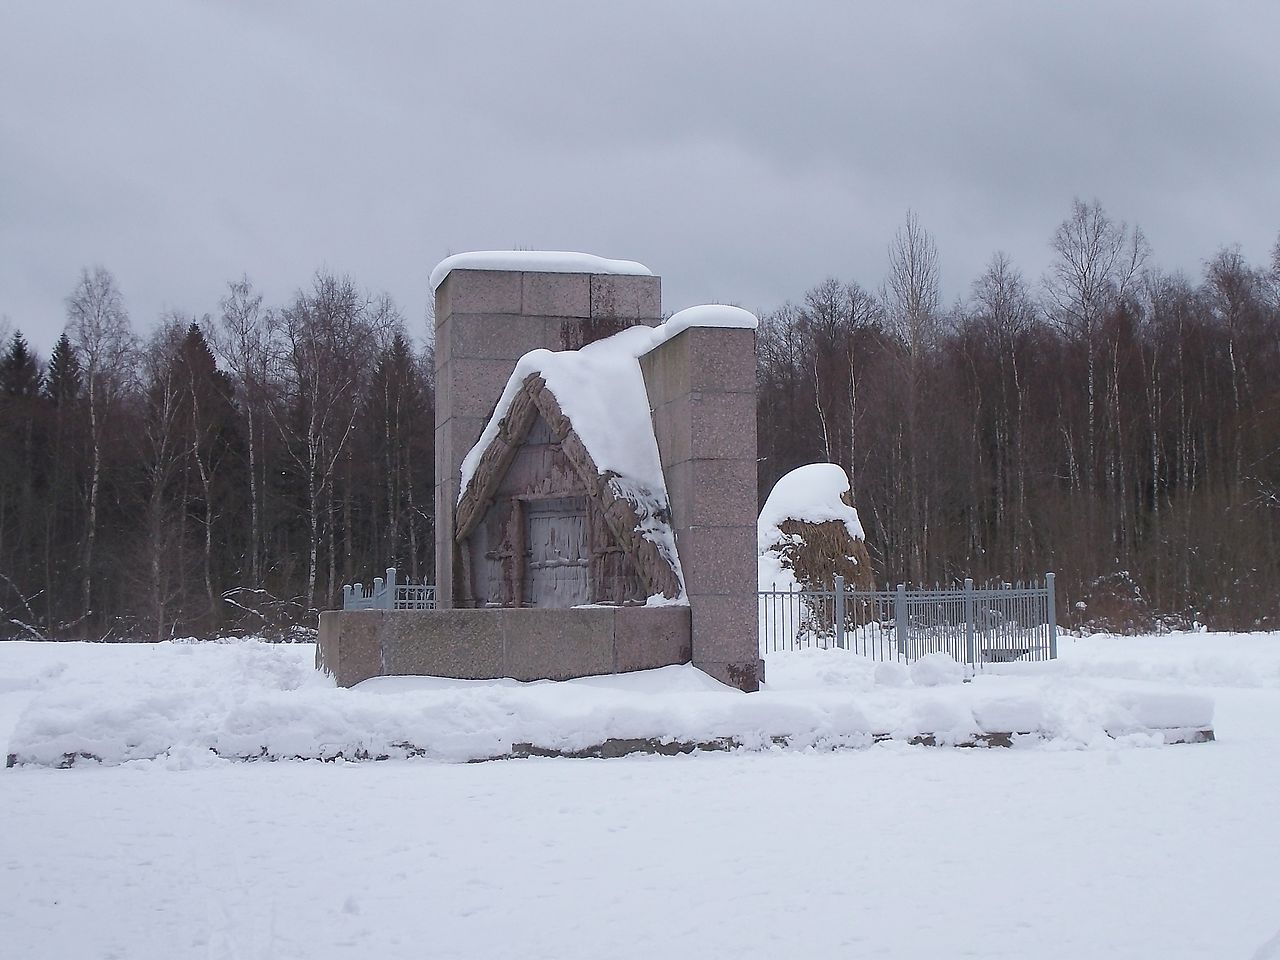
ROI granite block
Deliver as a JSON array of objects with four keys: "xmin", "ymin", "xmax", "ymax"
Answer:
[
  {"xmin": 649, "ymin": 394, "xmax": 692, "ymax": 466},
  {"xmin": 690, "ymin": 594, "xmax": 760, "ymax": 664},
  {"xmin": 446, "ymin": 358, "xmax": 522, "ymax": 423},
  {"xmin": 662, "ymin": 460, "xmax": 692, "ymax": 538},
  {"xmin": 434, "ymin": 284, "xmax": 449, "ymax": 330},
  {"xmin": 433, "ymin": 484, "xmax": 456, "ymax": 609},
  {"xmin": 693, "ymin": 659, "xmax": 762, "ymax": 693},
  {"xmin": 440, "ymin": 269, "xmax": 523, "ymax": 316},
  {"xmin": 449, "ymin": 314, "xmax": 550, "ymax": 361},
  {"xmin": 549, "ymin": 314, "xmax": 638, "ymax": 351},
  {"xmin": 501, "ymin": 608, "xmax": 616, "ymax": 681},
  {"xmin": 639, "ymin": 334, "xmax": 691, "ymax": 409},
  {"xmin": 523, "ymin": 272, "xmax": 591, "ymax": 318},
  {"xmin": 678, "ymin": 526, "xmax": 757, "ymax": 596},
  {"xmin": 380, "ymin": 610, "xmax": 504, "ymax": 679},
  {"xmin": 434, "ymin": 357, "xmax": 453, "ymax": 422},
  {"xmin": 591, "ymin": 274, "xmax": 662, "ymax": 321},
  {"xmin": 437, "ymin": 415, "xmax": 489, "ymax": 475},
  {"xmin": 687, "ymin": 327, "xmax": 756, "ymax": 394},
  {"xmin": 686, "ymin": 458, "xmax": 757, "ymax": 527},
  {"xmin": 318, "ymin": 610, "xmax": 384, "ymax": 687},
  {"xmin": 689, "ymin": 392, "xmax": 756, "ymax": 460},
  {"xmin": 614, "ymin": 607, "xmax": 693, "ymax": 672}
]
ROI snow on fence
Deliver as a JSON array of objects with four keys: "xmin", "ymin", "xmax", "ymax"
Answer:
[
  {"xmin": 759, "ymin": 575, "xmax": 1058, "ymax": 669},
  {"xmin": 342, "ymin": 568, "xmax": 436, "ymax": 611}
]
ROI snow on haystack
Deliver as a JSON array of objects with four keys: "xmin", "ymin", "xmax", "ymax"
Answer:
[
  {"xmin": 459, "ymin": 304, "xmax": 760, "ymax": 600},
  {"xmin": 758, "ymin": 463, "xmax": 874, "ymax": 592}
]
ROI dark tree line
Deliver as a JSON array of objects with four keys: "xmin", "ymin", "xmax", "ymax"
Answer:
[
  {"xmin": 2, "ymin": 200, "xmax": 1278, "ymax": 638},
  {"xmin": 758, "ymin": 201, "xmax": 1280, "ymax": 631},
  {"xmin": 0, "ymin": 270, "xmax": 434, "ymax": 640}
]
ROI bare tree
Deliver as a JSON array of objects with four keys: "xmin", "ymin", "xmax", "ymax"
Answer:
[
  {"xmin": 884, "ymin": 211, "xmax": 941, "ymax": 582},
  {"xmin": 137, "ymin": 319, "xmax": 190, "ymax": 640},
  {"xmin": 1044, "ymin": 199, "xmax": 1149, "ymax": 487},
  {"xmin": 272, "ymin": 273, "xmax": 395, "ymax": 608},
  {"xmin": 885, "ymin": 210, "xmax": 941, "ymax": 357},
  {"xmin": 969, "ymin": 252, "xmax": 1037, "ymax": 562},
  {"xmin": 213, "ymin": 277, "xmax": 273, "ymax": 587},
  {"xmin": 65, "ymin": 266, "xmax": 136, "ymax": 630}
]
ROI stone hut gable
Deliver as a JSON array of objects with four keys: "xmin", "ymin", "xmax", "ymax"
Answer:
[{"xmin": 455, "ymin": 372, "xmax": 682, "ymax": 607}]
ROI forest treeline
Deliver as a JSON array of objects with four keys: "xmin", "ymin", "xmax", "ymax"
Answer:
[
  {"xmin": 0, "ymin": 273, "xmax": 435, "ymax": 640},
  {"xmin": 758, "ymin": 202, "xmax": 1280, "ymax": 631},
  {"xmin": 1, "ymin": 198, "xmax": 1279, "ymax": 638}
]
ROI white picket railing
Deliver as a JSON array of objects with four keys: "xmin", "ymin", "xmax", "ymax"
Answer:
[{"xmin": 342, "ymin": 567, "xmax": 435, "ymax": 611}]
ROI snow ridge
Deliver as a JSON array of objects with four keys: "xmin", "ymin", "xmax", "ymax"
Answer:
[{"xmin": 429, "ymin": 250, "xmax": 652, "ymax": 291}]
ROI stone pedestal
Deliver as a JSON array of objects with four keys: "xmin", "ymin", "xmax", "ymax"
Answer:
[
  {"xmin": 640, "ymin": 326, "xmax": 762, "ymax": 691},
  {"xmin": 434, "ymin": 269, "xmax": 661, "ymax": 608},
  {"xmin": 318, "ymin": 606, "xmax": 691, "ymax": 687}
]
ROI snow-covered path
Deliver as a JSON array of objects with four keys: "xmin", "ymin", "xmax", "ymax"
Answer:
[{"xmin": 2, "ymin": 633, "xmax": 1278, "ymax": 958}]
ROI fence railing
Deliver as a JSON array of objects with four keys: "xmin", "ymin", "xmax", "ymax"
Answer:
[
  {"xmin": 342, "ymin": 567, "xmax": 436, "ymax": 611},
  {"xmin": 341, "ymin": 568, "xmax": 1058, "ymax": 671},
  {"xmin": 758, "ymin": 574, "xmax": 1057, "ymax": 669}
]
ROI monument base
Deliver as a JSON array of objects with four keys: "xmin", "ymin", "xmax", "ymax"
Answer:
[{"xmin": 318, "ymin": 607, "xmax": 693, "ymax": 688}]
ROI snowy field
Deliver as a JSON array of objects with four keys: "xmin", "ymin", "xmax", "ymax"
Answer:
[{"xmin": 2, "ymin": 632, "xmax": 1279, "ymax": 959}]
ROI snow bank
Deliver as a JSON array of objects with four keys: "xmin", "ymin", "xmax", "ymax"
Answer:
[
  {"xmin": 429, "ymin": 250, "xmax": 652, "ymax": 291},
  {"xmin": 1, "ymin": 639, "xmax": 1216, "ymax": 767},
  {"xmin": 910, "ymin": 652, "xmax": 966, "ymax": 687},
  {"xmin": 1023, "ymin": 631, "xmax": 1280, "ymax": 688}
]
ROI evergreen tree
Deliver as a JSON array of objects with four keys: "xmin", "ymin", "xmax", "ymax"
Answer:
[
  {"xmin": 0, "ymin": 332, "xmax": 43, "ymax": 398},
  {"xmin": 45, "ymin": 333, "xmax": 82, "ymax": 405},
  {"xmin": 0, "ymin": 331, "xmax": 48, "ymax": 630}
]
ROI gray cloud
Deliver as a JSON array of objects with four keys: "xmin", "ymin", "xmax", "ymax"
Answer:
[{"xmin": 2, "ymin": 0, "xmax": 1278, "ymax": 354}]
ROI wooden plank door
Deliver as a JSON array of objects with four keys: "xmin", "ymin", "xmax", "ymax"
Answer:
[{"xmin": 525, "ymin": 497, "xmax": 590, "ymax": 607}]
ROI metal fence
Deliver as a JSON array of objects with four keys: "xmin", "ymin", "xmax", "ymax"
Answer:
[
  {"xmin": 341, "ymin": 568, "xmax": 1057, "ymax": 671},
  {"xmin": 342, "ymin": 567, "xmax": 436, "ymax": 611},
  {"xmin": 759, "ymin": 574, "xmax": 1057, "ymax": 669}
]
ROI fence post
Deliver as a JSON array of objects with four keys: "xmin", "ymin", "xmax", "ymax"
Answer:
[
  {"xmin": 342, "ymin": 584, "xmax": 352, "ymax": 610},
  {"xmin": 384, "ymin": 567, "xmax": 397, "ymax": 610},
  {"xmin": 833, "ymin": 575, "xmax": 846, "ymax": 649},
  {"xmin": 1046, "ymin": 572, "xmax": 1058, "ymax": 659},
  {"xmin": 964, "ymin": 577, "xmax": 976, "ymax": 670},
  {"xmin": 895, "ymin": 583, "xmax": 908, "ymax": 661}
]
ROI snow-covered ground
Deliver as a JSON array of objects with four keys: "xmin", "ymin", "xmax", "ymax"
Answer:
[{"xmin": 2, "ymin": 632, "xmax": 1278, "ymax": 958}]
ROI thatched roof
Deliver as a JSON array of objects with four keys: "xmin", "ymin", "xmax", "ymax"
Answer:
[{"xmin": 456, "ymin": 371, "xmax": 683, "ymax": 600}]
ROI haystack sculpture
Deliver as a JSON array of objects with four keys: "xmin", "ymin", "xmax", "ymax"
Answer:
[
  {"xmin": 319, "ymin": 252, "xmax": 764, "ymax": 690},
  {"xmin": 757, "ymin": 463, "xmax": 875, "ymax": 594},
  {"xmin": 757, "ymin": 463, "xmax": 876, "ymax": 643}
]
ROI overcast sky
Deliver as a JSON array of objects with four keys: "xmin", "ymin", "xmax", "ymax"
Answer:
[{"xmin": 2, "ymin": 1, "xmax": 1278, "ymax": 355}]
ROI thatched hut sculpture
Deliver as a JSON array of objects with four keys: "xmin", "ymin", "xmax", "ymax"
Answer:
[{"xmin": 454, "ymin": 330, "xmax": 685, "ymax": 608}]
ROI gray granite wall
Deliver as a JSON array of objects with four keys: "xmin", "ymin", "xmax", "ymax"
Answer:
[
  {"xmin": 433, "ymin": 269, "xmax": 661, "ymax": 607},
  {"xmin": 640, "ymin": 326, "xmax": 761, "ymax": 691},
  {"xmin": 318, "ymin": 606, "xmax": 691, "ymax": 687}
]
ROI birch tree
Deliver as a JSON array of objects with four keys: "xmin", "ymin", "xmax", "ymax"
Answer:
[
  {"xmin": 65, "ymin": 267, "xmax": 135, "ymax": 631},
  {"xmin": 1044, "ymin": 199, "xmax": 1149, "ymax": 489},
  {"xmin": 273, "ymin": 273, "xmax": 394, "ymax": 608},
  {"xmin": 214, "ymin": 277, "xmax": 273, "ymax": 587}
]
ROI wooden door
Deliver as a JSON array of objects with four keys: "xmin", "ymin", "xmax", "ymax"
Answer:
[{"xmin": 525, "ymin": 497, "xmax": 590, "ymax": 607}]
